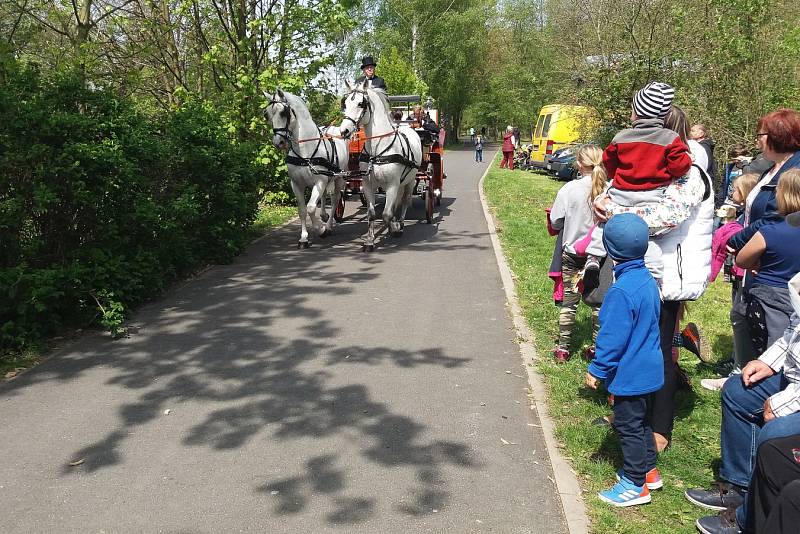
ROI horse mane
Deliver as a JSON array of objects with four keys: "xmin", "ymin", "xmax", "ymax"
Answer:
[
  {"xmin": 367, "ymin": 88, "xmax": 393, "ymax": 123},
  {"xmin": 282, "ymin": 92, "xmax": 314, "ymax": 125}
]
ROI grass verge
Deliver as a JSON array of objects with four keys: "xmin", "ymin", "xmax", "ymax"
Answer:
[
  {"xmin": 251, "ymin": 202, "xmax": 297, "ymax": 235},
  {"xmin": 483, "ymin": 161, "xmax": 732, "ymax": 533}
]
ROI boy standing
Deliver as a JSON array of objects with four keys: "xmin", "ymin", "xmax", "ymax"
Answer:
[{"xmin": 585, "ymin": 213, "xmax": 664, "ymax": 507}]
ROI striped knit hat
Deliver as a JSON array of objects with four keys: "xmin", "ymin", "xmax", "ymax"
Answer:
[{"xmin": 632, "ymin": 82, "xmax": 675, "ymax": 119}]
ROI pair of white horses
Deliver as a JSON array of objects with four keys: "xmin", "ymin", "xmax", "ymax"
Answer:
[{"xmin": 264, "ymin": 80, "xmax": 423, "ymax": 251}]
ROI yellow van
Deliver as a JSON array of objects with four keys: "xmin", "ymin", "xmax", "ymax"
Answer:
[{"xmin": 529, "ymin": 105, "xmax": 599, "ymax": 169}]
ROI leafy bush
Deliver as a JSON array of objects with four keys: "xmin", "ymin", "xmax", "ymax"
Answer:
[{"xmin": 0, "ymin": 59, "xmax": 278, "ymax": 351}]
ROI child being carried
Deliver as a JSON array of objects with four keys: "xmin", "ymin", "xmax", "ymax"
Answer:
[{"xmin": 587, "ymin": 82, "xmax": 692, "ymax": 282}]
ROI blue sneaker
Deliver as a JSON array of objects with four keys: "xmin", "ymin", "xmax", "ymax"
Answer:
[{"xmin": 598, "ymin": 474, "xmax": 651, "ymax": 507}]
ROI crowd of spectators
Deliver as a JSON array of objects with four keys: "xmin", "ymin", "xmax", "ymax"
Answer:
[{"xmin": 545, "ymin": 82, "xmax": 800, "ymax": 533}]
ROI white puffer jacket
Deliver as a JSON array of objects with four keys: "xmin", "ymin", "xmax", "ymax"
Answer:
[{"xmin": 660, "ymin": 165, "xmax": 714, "ymax": 301}]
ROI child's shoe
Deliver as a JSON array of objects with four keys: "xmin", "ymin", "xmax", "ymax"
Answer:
[
  {"xmin": 616, "ymin": 468, "xmax": 663, "ymax": 490},
  {"xmin": 582, "ymin": 256, "xmax": 601, "ymax": 292},
  {"xmin": 598, "ymin": 474, "xmax": 651, "ymax": 507},
  {"xmin": 553, "ymin": 348, "xmax": 570, "ymax": 363}
]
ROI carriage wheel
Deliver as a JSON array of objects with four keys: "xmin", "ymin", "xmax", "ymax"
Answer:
[
  {"xmin": 334, "ymin": 194, "xmax": 345, "ymax": 222},
  {"xmin": 359, "ymin": 192, "xmax": 368, "ymax": 207},
  {"xmin": 425, "ymin": 189, "xmax": 434, "ymax": 224}
]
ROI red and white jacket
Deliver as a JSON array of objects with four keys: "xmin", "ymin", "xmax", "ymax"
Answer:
[{"xmin": 603, "ymin": 118, "xmax": 692, "ymax": 191}]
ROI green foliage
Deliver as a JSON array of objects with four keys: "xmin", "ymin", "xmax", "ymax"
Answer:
[
  {"xmin": 377, "ymin": 47, "xmax": 428, "ymax": 96},
  {"xmin": 0, "ymin": 58, "xmax": 271, "ymax": 351}
]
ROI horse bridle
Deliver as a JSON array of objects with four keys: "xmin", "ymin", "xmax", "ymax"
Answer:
[
  {"xmin": 267, "ymin": 95, "xmax": 297, "ymax": 146},
  {"xmin": 341, "ymin": 88, "xmax": 372, "ymax": 132}
]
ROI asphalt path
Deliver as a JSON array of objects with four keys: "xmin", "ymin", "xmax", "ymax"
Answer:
[{"xmin": 1, "ymin": 147, "xmax": 568, "ymax": 533}]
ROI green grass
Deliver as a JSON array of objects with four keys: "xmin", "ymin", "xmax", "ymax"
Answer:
[
  {"xmin": 251, "ymin": 202, "xmax": 297, "ymax": 235},
  {"xmin": 483, "ymin": 159, "xmax": 732, "ymax": 533}
]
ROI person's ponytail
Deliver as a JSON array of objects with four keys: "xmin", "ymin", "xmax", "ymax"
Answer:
[{"xmin": 575, "ymin": 145, "xmax": 607, "ymax": 208}]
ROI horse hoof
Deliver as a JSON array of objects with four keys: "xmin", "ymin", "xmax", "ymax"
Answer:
[
  {"xmin": 319, "ymin": 228, "xmax": 330, "ymax": 239},
  {"xmin": 362, "ymin": 244, "xmax": 375, "ymax": 252},
  {"xmin": 391, "ymin": 230, "xmax": 403, "ymax": 238},
  {"xmin": 298, "ymin": 241, "xmax": 311, "ymax": 249}
]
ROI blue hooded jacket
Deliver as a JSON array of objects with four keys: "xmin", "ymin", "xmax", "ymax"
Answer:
[{"xmin": 588, "ymin": 258, "xmax": 663, "ymax": 396}]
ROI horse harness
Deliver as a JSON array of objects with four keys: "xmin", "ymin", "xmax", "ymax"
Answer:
[
  {"xmin": 344, "ymin": 89, "xmax": 419, "ymax": 183},
  {"xmin": 268, "ymin": 96, "xmax": 342, "ymax": 177}
]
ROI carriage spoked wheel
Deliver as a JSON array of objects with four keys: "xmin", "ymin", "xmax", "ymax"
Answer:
[
  {"xmin": 334, "ymin": 194, "xmax": 345, "ymax": 222},
  {"xmin": 424, "ymin": 189, "xmax": 434, "ymax": 224}
]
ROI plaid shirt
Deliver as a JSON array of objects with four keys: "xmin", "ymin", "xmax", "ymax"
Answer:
[{"xmin": 760, "ymin": 312, "xmax": 800, "ymax": 417}]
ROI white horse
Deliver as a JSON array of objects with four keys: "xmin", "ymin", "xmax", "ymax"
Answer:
[
  {"xmin": 265, "ymin": 89, "xmax": 348, "ymax": 248},
  {"xmin": 338, "ymin": 80, "xmax": 422, "ymax": 251}
]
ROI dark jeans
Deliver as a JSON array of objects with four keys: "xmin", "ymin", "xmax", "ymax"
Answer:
[
  {"xmin": 737, "ymin": 434, "xmax": 800, "ymax": 533},
  {"xmin": 651, "ymin": 300, "xmax": 680, "ymax": 435},
  {"xmin": 719, "ymin": 373, "xmax": 791, "ymax": 487},
  {"xmin": 475, "ymin": 149, "xmax": 482, "ymax": 162},
  {"xmin": 731, "ymin": 285, "xmax": 758, "ymax": 370},
  {"xmin": 613, "ymin": 394, "xmax": 657, "ymax": 487}
]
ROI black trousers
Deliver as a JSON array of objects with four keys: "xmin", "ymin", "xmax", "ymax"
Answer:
[
  {"xmin": 651, "ymin": 300, "xmax": 681, "ymax": 436},
  {"xmin": 745, "ymin": 434, "xmax": 800, "ymax": 533},
  {"xmin": 613, "ymin": 394, "xmax": 657, "ymax": 487}
]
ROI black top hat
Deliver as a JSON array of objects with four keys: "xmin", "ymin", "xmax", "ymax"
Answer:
[{"xmin": 360, "ymin": 56, "xmax": 377, "ymax": 69}]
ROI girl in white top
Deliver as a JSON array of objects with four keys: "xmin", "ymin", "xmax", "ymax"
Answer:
[{"xmin": 549, "ymin": 145, "xmax": 608, "ymax": 361}]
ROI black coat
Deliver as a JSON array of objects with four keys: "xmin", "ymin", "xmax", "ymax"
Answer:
[
  {"xmin": 355, "ymin": 75, "xmax": 386, "ymax": 91},
  {"xmin": 698, "ymin": 138, "xmax": 717, "ymax": 180}
]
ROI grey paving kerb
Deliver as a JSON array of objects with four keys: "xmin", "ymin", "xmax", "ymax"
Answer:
[{"xmin": 1, "ymin": 148, "xmax": 569, "ymax": 533}]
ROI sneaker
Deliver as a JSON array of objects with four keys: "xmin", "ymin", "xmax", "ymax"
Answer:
[
  {"xmin": 583, "ymin": 346, "xmax": 596, "ymax": 361},
  {"xmin": 685, "ymin": 482, "xmax": 745, "ymax": 511},
  {"xmin": 553, "ymin": 348, "xmax": 570, "ymax": 363},
  {"xmin": 616, "ymin": 468, "xmax": 663, "ymax": 490},
  {"xmin": 701, "ymin": 377, "xmax": 729, "ymax": 391},
  {"xmin": 681, "ymin": 322, "xmax": 711, "ymax": 362},
  {"xmin": 582, "ymin": 258, "xmax": 601, "ymax": 293},
  {"xmin": 696, "ymin": 508, "xmax": 741, "ymax": 534},
  {"xmin": 598, "ymin": 475, "xmax": 651, "ymax": 507}
]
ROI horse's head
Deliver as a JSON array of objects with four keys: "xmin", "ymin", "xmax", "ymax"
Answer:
[
  {"xmin": 265, "ymin": 88, "xmax": 293, "ymax": 151},
  {"xmin": 338, "ymin": 80, "xmax": 371, "ymax": 139}
]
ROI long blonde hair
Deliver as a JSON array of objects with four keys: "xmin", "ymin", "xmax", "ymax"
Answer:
[
  {"xmin": 575, "ymin": 145, "xmax": 608, "ymax": 207},
  {"xmin": 777, "ymin": 168, "xmax": 800, "ymax": 215}
]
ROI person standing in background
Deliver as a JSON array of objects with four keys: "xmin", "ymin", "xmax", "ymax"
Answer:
[
  {"xmin": 513, "ymin": 126, "xmax": 521, "ymax": 148},
  {"xmin": 500, "ymin": 126, "xmax": 515, "ymax": 169},
  {"xmin": 690, "ymin": 123, "xmax": 717, "ymax": 181},
  {"xmin": 475, "ymin": 134, "xmax": 484, "ymax": 162}
]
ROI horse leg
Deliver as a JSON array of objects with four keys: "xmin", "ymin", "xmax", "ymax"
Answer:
[
  {"xmin": 325, "ymin": 177, "xmax": 344, "ymax": 234},
  {"xmin": 383, "ymin": 176, "xmax": 401, "ymax": 237},
  {"xmin": 307, "ymin": 178, "xmax": 327, "ymax": 238},
  {"xmin": 362, "ymin": 181, "xmax": 377, "ymax": 252},
  {"xmin": 291, "ymin": 180, "xmax": 311, "ymax": 248},
  {"xmin": 398, "ymin": 174, "xmax": 415, "ymax": 229}
]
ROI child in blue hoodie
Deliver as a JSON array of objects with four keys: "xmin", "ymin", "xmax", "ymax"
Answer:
[{"xmin": 585, "ymin": 213, "xmax": 664, "ymax": 507}]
